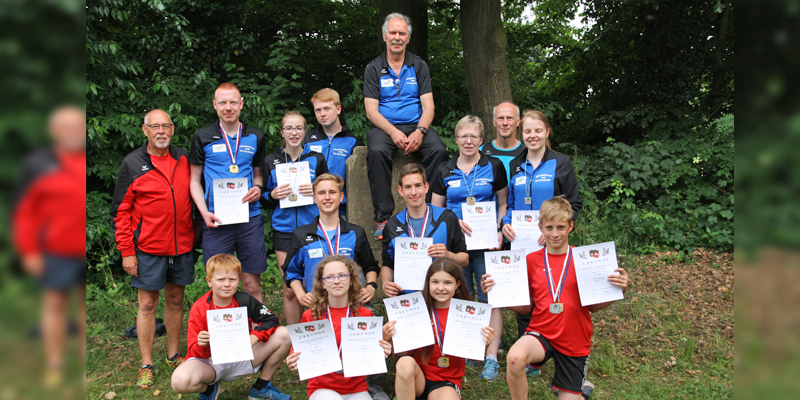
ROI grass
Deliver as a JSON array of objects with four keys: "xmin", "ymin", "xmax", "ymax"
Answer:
[{"xmin": 86, "ymin": 250, "xmax": 733, "ymax": 399}]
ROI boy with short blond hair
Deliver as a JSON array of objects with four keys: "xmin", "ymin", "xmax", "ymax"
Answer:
[
  {"xmin": 171, "ymin": 254, "xmax": 292, "ymax": 400},
  {"xmin": 482, "ymin": 196, "xmax": 629, "ymax": 400}
]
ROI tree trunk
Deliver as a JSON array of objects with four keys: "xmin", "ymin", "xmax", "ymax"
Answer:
[
  {"xmin": 379, "ymin": 0, "xmax": 428, "ymax": 61},
  {"xmin": 710, "ymin": 0, "xmax": 732, "ymax": 119},
  {"xmin": 460, "ymin": 0, "xmax": 512, "ymax": 142}
]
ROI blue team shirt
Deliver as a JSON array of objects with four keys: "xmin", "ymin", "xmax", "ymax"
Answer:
[
  {"xmin": 364, "ymin": 51, "xmax": 433, "ymax": 125},
  {"xmin": 430, "ymin": 154, "xmax": 508, "ymax": 219}
]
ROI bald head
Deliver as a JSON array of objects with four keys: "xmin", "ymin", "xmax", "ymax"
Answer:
[
  {"xmin": 493, "ymin": 102, "xmax": 521, "ymax": 140},
  {"xmin": 144, "ymin": 109, "xmax": 173, "ymax": 125},
  {"xmin": 48, "ymin": 106, "xmax": 86, "ymax": 152}
]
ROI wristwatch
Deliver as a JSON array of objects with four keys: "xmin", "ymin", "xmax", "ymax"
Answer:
[
  {"xmin": 416, "ymin": 126, "xmax": 428, "ymax": 135},
  {"xmin": 254, "ymin": 184, "xmax": 264, "ymax": 193},
  {"xmin": 366, "ymin": 282, "xmax": 378, "ymax": 290}
]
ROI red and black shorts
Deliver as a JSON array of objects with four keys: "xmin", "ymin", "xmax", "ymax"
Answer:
[{"xmin": 524, "ymin": 330, "xmax": 590, "ymax": 394}]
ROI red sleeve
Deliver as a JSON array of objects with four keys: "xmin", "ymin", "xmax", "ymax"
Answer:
[
  {"xmin": 186, "ymin": 298, "xmax": 211, "ymax": 359},
  {"xmin": 12, "ymin": 183, "xmax": 45, "ymax": 257}
]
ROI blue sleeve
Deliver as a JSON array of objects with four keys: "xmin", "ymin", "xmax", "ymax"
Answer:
[{"xmin": 503, "ymin": 176, "xmax": 516, "ymax": 226}]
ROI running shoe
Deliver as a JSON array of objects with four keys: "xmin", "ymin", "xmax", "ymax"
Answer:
[
  {"xmin": 248, "ymin": 381, "xmax": 291, "ymax": 400},
  {"xmin": 375, "ymin": 220, "xmax": 387, "ymax": 241},
  {"xmin": 165, "ymin": 352, "xmax": 184, "ymax": 369},
  {"xmin": 136, "ymin": 365, "xmax": 154, "ymax": 390},
  {"xmin": 480, "ymin": 358, "xmax": 500, "ymax": 381},
  {"xmin": 200, "ymin": 381, "xmax": 220, "ymax": 400}
]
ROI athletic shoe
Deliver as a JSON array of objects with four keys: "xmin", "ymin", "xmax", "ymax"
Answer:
[
  {"xmin": 526, "ymin": 365, "xmax": 541, "ymax": 377},
  {"xmin": 367, "ymin": 380, "xmax": 391, "ymax": 400},
  {"xmin": 375, "ymin": 220, "xmax": 387, "ymax": 241},
  {"xmin": 465, "ymin": 359, "xmax": 480, "ymax": 368},
  {"xmin": 480, "ymin": 358, "xmax": 500, "ymax": 381},
  {"xmin": 136, "ymin": 365, "xmax": 154, "ymax": 390},
  {"xmin": 165, "ymin": 352, "xmax": 184, "ymax": 369},
  {"xmin": 200, "ymin": 381, "xmax": 220, "ymax": 400},
  {"xmin": 248, "ymin": 382, "xmax": 291, "ymax": 400},
  {"xmin": 582, "ymin": 380, "xmax": 595, "ymax": 399}
]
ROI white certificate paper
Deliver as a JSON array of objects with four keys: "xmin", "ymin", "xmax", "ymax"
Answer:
[
  {"xmin": 393, "ymin": 237, "xmax": 433, "ymax": 291},
  {"xmin": 276, "ymin": 161, "xmax": 314, "ymax": 208},
  {"xmin": 484, "ymin": 250, "xmax": 531, "ymax": 308},
  {"xmin": 383, "ymin": 292, "xmax": 434, "ymax": 353},
  {"xmin": 212, "ymin": 178, "xmax": 249, "ymax": 225},
  {"xmin": 461, "ymin": 202, "xmax": 499, "ymax": 250},
  {"xmin": 441, "ymin": 299, "xmax": 491, "ymax": 361},
  {"xmin": 287, "ymin": 320, "xmax": 342, "ymax": 380},
  {"xmin": 510, "ymin": 210, "xmax": 543, "ymax": 254},
  {"xmin": 572, "ymin": 241, "xmax": 624, "ymax": 306},
  {"xmin": 206, "ymin": 307, "xmax": 254, "ymax": 364},
  {"xmin": 340, "ymin": 317, "xmax": 387, "ymax": 378}
]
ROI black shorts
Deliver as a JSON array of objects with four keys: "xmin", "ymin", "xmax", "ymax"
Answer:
[
  {"xmin": 272, "ymin": 231, "xmax": 294, "ymax": 253},
  {"xmin": 416, "ymin": 379, "xmax": 460, "ymax": 399},
  {"xmin": 40, "ymin": 255, "xmax": 86, "ymax": 290},
  {"xmin": 525, "ymin": 331, "xmax": 589, "ymax": 394},
  {"xmin": 130, "ymin": 252, "xmax": 195, "ymax": 291}
]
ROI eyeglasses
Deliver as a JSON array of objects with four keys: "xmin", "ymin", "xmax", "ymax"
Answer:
[
  {"xmin": 456, "ymin": 134, "xmax": 481, "ymax": 142},
  {"xmin": 146, "ymin": 123, "xmax": 173, "ymax": 131},
  {"xmin": 321, "ymin": 273, "xmax": 351, "ymax": 283},
  {"xmin": 283, "ymin": 126, "xmax": 305, "ymax": 133}
]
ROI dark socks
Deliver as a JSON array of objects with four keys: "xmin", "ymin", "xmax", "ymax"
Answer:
[
  {"xmin": 201, "ymin": 384, "xmax": 215, "ymax": 396},
  {"xmin": 252, "ymin": 378, "xmax": 269, "ymax": 391}
]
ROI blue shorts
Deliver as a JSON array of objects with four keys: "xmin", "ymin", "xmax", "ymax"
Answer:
[
  {"xmin": 202, "ymin": 214, "xmax": 267, "ymax": 275},
  {"xmin": 463, "ymin": 250, "xmax": 487, "ymax": 302},
  {"xmin": 40, "ymin": 254, "xmax": 86, "ymax": 291},
  {"xmin": 130, "ymin": 251, "xmax": 195, "ymax": 291}
]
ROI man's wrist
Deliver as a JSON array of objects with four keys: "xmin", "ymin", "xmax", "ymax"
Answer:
[
  {"xmin": 416, "ymin": 126, "xmax": 428, "ymax": 135},
  {"xmin": 254, "ymin": 184, "xmax": 263, "ymax": 193}
]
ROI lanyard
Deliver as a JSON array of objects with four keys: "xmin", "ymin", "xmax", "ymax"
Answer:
[
  {"xmin": 220, "ymin": 122, "xmax": 242, "ymax": 167},
  {"xmin": 319, "ymin": 220, "xmax": 340, "ymax": 256},
  {"xmin": 524, "ymin": 159, "xmax": 539, "ymax": 209},
  {"xmin": 326, "ymin": 305, "xmax": 350, "ymax": 357},
  {"xmin": 405, "ymin": 205, "xmax": 430, "ymax": 238},
  {"xmin": 458, "ymin": 158, "xmax": 477, "ymax": 200},
  {"xmin": 431, "ymin": 307, "xmax": 445, "ymax": 357},
  {"xmin": 543, "ymin": 247, "xmax": 571, "ymax": 304}
]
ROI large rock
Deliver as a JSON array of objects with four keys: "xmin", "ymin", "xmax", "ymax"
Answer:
[{"xmin": 346, "ymin": 145, "xmax": 422, "ymax": 267}]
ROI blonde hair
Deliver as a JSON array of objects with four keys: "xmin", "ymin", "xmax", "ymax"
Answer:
[
  {"xmin": 311, "ymin": 88, "xmax": 341, "ymax": 107},
  {"xmin": 309, "ymin": 255, "xmax": 364, "ymax": 320},
  {"xmin": 454, "ymin": 115, "xmax": 484, "ymax": 138},
  {"xmin": 539, "ymin": 195, "xmax": 573, "ymax": 224},
  {"xmin": 281, "ymin": 110, "xmax": 307, "ymax": 129},
  {"xmin": 521, "ymin": 109, "xmax": 552, "ymax": 149},
  {"xmin": 205, "ymin": 254, "xmax": 242, "ymax": 280},
  {"xmin": 313, "ymin": 173, "xmax": 345, "ymax": 193}
]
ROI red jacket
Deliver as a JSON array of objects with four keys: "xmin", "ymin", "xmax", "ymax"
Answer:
[{"xmin": 110, "ymin": 144, "xmax": 194, "ymax": 257}]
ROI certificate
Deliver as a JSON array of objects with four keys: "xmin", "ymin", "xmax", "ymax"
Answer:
[
  {"xmin": 441, "ymin": 299, "xmax": 491, "ymax": 361},
  {"xmin": 510, "ymin": 210, "xmax": 543, "ymax": 254},
  {"xmin": 484, "ymin": 250, "xmax": 530, "ymax": 308},
  {"xmin": 206, "ymin": 307, "xmax": 254, "ymax": 364},
  {"xmin": 393, "ymin": 237, "xmax": 433, "ymax": 291},
  {"xmin": 383, "ymin": 292, "xmax": 434, "ymax": 353},
  {"xmin": 340, "ymin": 317, "xmax": 387, "ymax": 377},
  {"xmin": 212, "ymin": 178, "xmax": 249, "ymax": 225},
  {"xmin": 572, "ymin": 241, "xmax": 624, "ymax": 306},
  {"xmin": 461, "ymin": 202, "xmax": 499, "ymax": 250},
  {"xmin": 276, "ymin": 161, "xmax": 314, "ymax": 208},
  {"xmin": 287, "ymin": 320, "xmax": 342, "ymax": 380}
]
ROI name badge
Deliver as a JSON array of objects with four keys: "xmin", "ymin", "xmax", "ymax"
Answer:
[
  {"xmin": 448, "ymin": 180, "xmax": 461, "ymax": 188},
  {"xmin": 308, "ymin": 248, "xmax": 323, "ymax": 259},
  {"xmin": 212, "ymin": 144, "xmax": 226, "ymax": 153},
  {"xmin": 310, "ymin": 145, "xmax": 322, "ymax": 153},
  {"xmin": 381, "ymin": 78, "xmax": 394, "ymax": 88},
  {"xmin": 515, "ymin": 176, "xmax": 527, "ymax": 185}
]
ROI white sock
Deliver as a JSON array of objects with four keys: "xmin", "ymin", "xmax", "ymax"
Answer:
[{"xmin": 486, "ymin": 355, "xmax": 498, "ymax": 363}]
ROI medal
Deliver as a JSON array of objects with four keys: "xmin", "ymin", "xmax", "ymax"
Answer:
[
  {"xmin": 229, "ymin": 164, "xmax": 239, "ymax": 173},
  {"xmin": 459, "ymin": 158, "xmax": 478, "ymax": 207},
  {"xmin": 432, "ymin": 307, "xmax": 448, "ymax": 368},
  {"xmin": 549, "ymin": 303, "xmax": 563, "ymax": 314},
  {"xmin": 220, "ymin": 122, "xmax": 242, "ymax": 175},
  {"xmin": 437, "ymin": 356, "xmax": 450, "ymax": 368},
  {"xmin": 525, "ymin": 197, "xmax": 532, "ymax": 205},
  {"xmin": 544, "ymin": 247, "xmax": 571, "ymax": 315},
  {"xmin": 288, "ymin": 193, "xmax": 297, "ymax": 201},
  {"xmin": 466, "ymin": 196, "xmax": 476, "ymax": 205}
]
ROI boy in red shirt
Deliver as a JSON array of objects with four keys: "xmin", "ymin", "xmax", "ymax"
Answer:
[
  {"xmin": 170, "ymin": 254, "xmax": 292, "ymax": 400},
  {"xmin": 482, "ymin": 196, "xmax": 629, "ymax": 400}
]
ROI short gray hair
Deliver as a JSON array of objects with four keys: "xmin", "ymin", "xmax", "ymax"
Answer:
[
  {"xmin": 493, "ymin": 102, "xmax": 520, "ymax": 121},
  {"xmin": 382, "ymin": 13, "xmax": 412, "ymax": 38},
  {"xmin": 144, "ymin": 109, "xmax": 173, "ymax": 125},
  {"xmin": 454, "ymin": 115, "xmax": 484, "ymax": 138}
]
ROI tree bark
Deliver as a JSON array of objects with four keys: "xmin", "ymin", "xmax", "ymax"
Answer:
[
  {"xmin": 710, "ymin": 0, "xmax": 733, "ymax": 119},
  {"xmin": 379, "ymin": 0, "xmax": 428, "ymax": 61},
  {"xmin": 460, "ymin": 0, "xmax": 512, "ymax": 142}
]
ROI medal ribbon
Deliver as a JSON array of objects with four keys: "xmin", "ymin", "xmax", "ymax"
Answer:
[
  {"xmin": 405, "ymin": 205, "xmax": 430, "ymax": 238},
  {"xmin": 458, "ymin": 158, "xmax": 477, "ymax": 201},
  {"xmin": 326, "ymin": 305, "xmax": 350, "ymax": 357},
  {"xmin": 543, "ymin": 247, "xmax": 571, "ymax": 304},
  {"xmin": 319, "ymin": 220, "xmax": 340, "ymax": 256},
  {"xmin": 219, "ymin": 122, "xmax": 243, "ymax": 168},
  {"xmin": 524, "ymin": 159, "xmax": 536, "ymax": 209},
  {"xmin": 431, "ymin": 307, "xmax": 445, "ymax": 357}
]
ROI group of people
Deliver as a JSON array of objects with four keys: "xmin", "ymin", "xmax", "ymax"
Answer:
[{"xmin": 109, "ymin": 12, "xmax": 630, "ymax": 400}]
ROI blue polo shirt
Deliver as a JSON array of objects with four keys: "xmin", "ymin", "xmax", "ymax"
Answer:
[
  {"xmin": 364, "ymin": 51, "xmax": 433, "ymax": 125},
  {"xmin": 430, "ymin": 154, "xmax": 508, "ymax": 219},
  {"xmin": 480, "ymin": 141, "xmax": 526, "ymax": 183}
]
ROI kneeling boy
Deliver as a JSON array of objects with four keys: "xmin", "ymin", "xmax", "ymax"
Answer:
[
  {"xmin": 171, "ymin": 254, "xmax": 293, "ymax": 400},
  {"xmin": 481, "ymin": 196, "xmax": 629, "ymax": 400}
]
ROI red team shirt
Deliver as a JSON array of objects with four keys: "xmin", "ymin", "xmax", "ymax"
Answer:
[
  {"xmin": 414, "ymin": 307, "xmax": 466, "ymax": 388},
  {"xmin": 526, "ymin": 247, "xmax": 593, "ymax": 357},
  {"xmin": 301, "ymin": 306, "xmax": 372, "ymax": 397}
]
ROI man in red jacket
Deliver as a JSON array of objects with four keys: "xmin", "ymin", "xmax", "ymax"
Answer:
[
  {"xmin": 12, "ymin": 105, "xmax": 86, "ymax": 389},
  {"xmin": 110, "ymin": 109, "xmax": 196, "ymax": 389}
]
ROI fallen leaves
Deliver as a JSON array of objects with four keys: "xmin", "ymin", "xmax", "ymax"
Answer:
[{"xmin": 104, "ymin": 391, "xmax": 116, "ymax": 399}]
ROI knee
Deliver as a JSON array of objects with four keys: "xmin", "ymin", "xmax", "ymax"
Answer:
[
  {"xmin": 139, "ymin": 296, "xmax": 158, "ymax": 314},
  {"xmin": 272, "ymin": 326, "xmax": 290, "ymax": 345},
  {"xmin": 283, "ymin": 286, "xmax": 296, "ymax": 301},
  {"xmin": 164, "ymin": 290, "xmax": 184, "ymax": 307},
  {"xmin": 241, "ymin": 280, "xmax": 261, "ymax": 295},
  {"xmin": 170, "ymin": 370, "xmax": 192, "ymax": 394},
  {"xmin": 395, "ymin": 356, "xmax": 417, "ymax": 381},
  {"xmin": 506, "ymin": 347, "xmax": 527, "ymax": 372}
]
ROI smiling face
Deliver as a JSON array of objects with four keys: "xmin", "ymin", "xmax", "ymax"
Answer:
[
  {"xmin": 493, "ymin": 103, "xmax": 520, "ymax": 140},
  {"xmin": 207, "ymin": 268, "xmax": 240, "ymax": 301},
  {"xmin": 142, "ymin": 110, "xmax": 173, "ymax": 151},
  {"xmin": 538, "ymin": 217, "xmax": 574, "ymax": 253},
  {"xmin": 383, "ymin": 17, "xmax": 409, "ymax": 56},
  {"xmin": 456, "ymin": 125, "xmax": 482, "ymax": 159},
  {"xmin": 321, "ymin": 260, "xmax": 351, "ymax": 298},
  {"xmin": 398, "ymin": 172, "xmax": 429, "ymax": 210},
  {"xmin": 521, "ymin": 117, "xmax": 550, "ymax": 154},
  {"xmin": 314, "ymin": 179, "xmax": 343, "ymax": 215},
  {"xmin": 429, "ymin": 270, "xmax": 460, "ymax": 307},
  {"xmin": 281, "ymin": 115, "xmax": 307, "ymax": 149},
  {"xmin": 213, "ymin": 88, "xmax": 243, "ymax": 125}
]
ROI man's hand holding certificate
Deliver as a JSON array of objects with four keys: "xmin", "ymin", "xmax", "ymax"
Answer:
[
  {"xmin": 212, "ymin": 178, "xmax": 249, "ymax": 225},
  {"xmin": 441, "ymin": 299, "xmax": 492, "ymax": 361},
  {"xmin": 276, "ymin": 161, "xmax": 313, "ymax": 208},
  {"xmin": 393, "ymin": 237, "xmax": 433, "ymax": 291},
  {"xmin": 206, "ymin": 307, "xmax": 254, "ymax": 364},
  {"xmin": 572, "ymin": 241, "xmax": 625, "ymax": 306},
  {"xmin": 461, "ymin": 202, "xmax": 499, "ymax": 250},
  {"xmin": 340, "ymin": 316, "xmax": 388, "ymax": 377},
  {"xmin": 484, "ymin": 250, "xmax": 530, "ymax": 308},
  {"xmin": 383, "ymin": 292, "xmax": 434, "ymax": 353},
  {"xmin": 510, "ymin": 210, "xmax": 543, "ymax": 254},
  {"xmin": 287, "ymin": 320, "xmax": 342, "ymax": 380}
]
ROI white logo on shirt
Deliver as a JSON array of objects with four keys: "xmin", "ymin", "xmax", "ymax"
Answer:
[
  {"xmin": 308, "ymin": 248, "xmax": 323, "ymax": 258},
  {"xmin": 212, "ymin": 144, "xmax": 226, "ymax": 153},
  {"xmin": 448, "ymin": 180, "xmax": 461, "ymax": 188},
  {"xmin": 515, "ymin": 176, "xmax": 527, "ymax": 185},
  {"xmin": 310, "ymin": 145, "xmax": 323, "ymax": 153},
  {"xmin": 381, "ymin": 78, "xmax": 394, "ymax": 88},
  {"xmin": 142, "ymin": 165, "xmax": 149, "ymax": 171}
]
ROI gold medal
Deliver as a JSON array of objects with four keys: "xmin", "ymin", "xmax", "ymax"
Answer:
[
  {"xmin": 466, "ymin": 196, "xmax": 476, "ymax": 205},
  {"xmin": 524, "ymin": 197, "xmax": 532, "ymax": 205},
  {"xmin": 437, "ymin": 356, "xmax": 450, "ymax": 368},
  {"xmin": 288, "ymin": 193, "xmax": 298, "ymax": 201},
  {"xmin": 549, "ymin": 302, "xmax": 563, "ymax": 314},
  {"xmin": 229, "ymin": 164, "xmax": 239, "ymax": 173}
]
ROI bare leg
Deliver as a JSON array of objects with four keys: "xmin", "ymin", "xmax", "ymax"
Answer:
[
  {"xmin": 394, "ymin": 356, "xmax": 426, "ymax": 400},
  {"xmin": 507, "ymin": 335, "xmax": 545, "ymax": 400},
  {"xmin": 557, "ymin": 390, "xmax": 584, "ymax": 400},
  {"xmin": 277, "ymin": 251, "xmax": 301, "ymax": 325},
  {"xmin": 170, "ymin": 359, "xmax": 216, "ymax": 394},
  {"xmin": 241, "ymin": 271, "xmax": 263, "ymax": 304},
  {"xmin": 137, "ymin": 289, "xmax": 160, "ymax": 366},
  {"xmin": 428, "ymin": 386, "xmax": 461, "ymax": 400},
  {"xmin": 77, "ymin": 285, "xmax": 86, "ymax": 360},
  {"xmin": 163, "ymin": 283, "xmax": 185, "ymax": 358},
  {"xmin": 41, "ymin": 289, "xmax": 69, "ymax": 370},
  {"xmin": 251, "ymin": 326, "xmax": 292, "ymax": 380},
  {"xmin": 486, "ymin": 308, "xmax": 503, "ymax": 356}
]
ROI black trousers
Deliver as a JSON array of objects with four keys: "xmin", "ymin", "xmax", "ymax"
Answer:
[{"xmin": 366, "ymin": 123, "xmax": 449, "ymax": 222}]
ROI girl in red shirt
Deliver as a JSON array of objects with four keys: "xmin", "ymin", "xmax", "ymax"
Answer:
[
  {"xmin": 286, "ymin": 255, "xmax": 392, "ymax": 399},
  {"xmin": 384, "ymin": 258, "xmax": 495, "ymax": 399}
]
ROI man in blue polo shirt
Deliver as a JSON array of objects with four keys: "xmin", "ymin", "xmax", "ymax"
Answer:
[
  {"xmin": 189, "ymin": 82, "xmax": 267, "ymax": 303},
  {"xmin": 480, "ymin": 102, "xmax": 527, "ymax": 183},
  {"xmin": 364, "ymin": 13, "xmax": 449, "ymax": 241}
]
